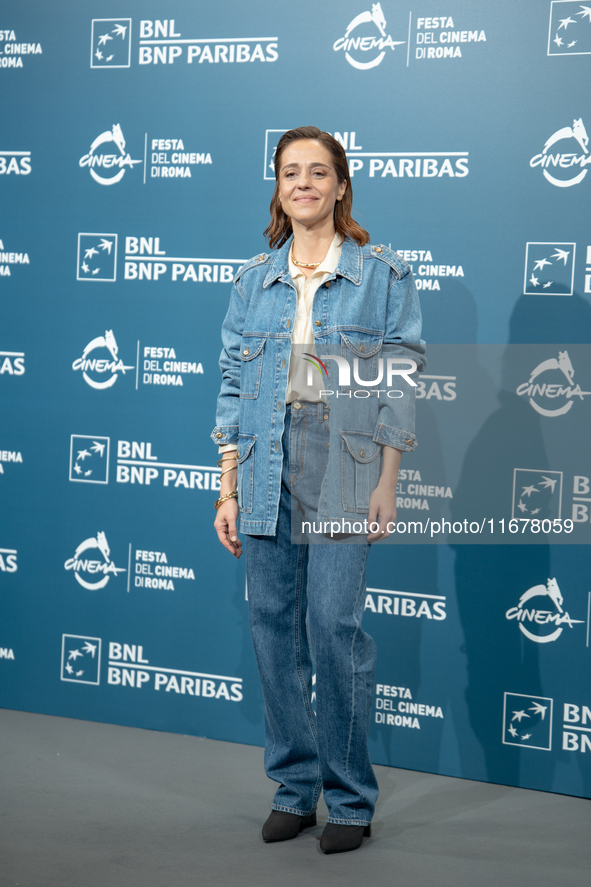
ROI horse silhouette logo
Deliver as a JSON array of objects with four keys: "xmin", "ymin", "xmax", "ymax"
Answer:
[
  {"xmin": 79, "ymin": 124, "xmax": 142, "ymax": 185},
  {"xmin": 543, "ymin": 118, "xmax": 589, "ymax": 155},
  {"xmin": 65, "ymin": 531, "xmax": 125, "ymax": 590},
  {"xmin": 334, "ymin": 3, "xmax": 405, "ymax": 70},
  {"xmin": 531, "ymin": 116, "xmax": 591, "ymax": 187},
  {"xmin": 529, "ymin": 350, "xmax": 575, "ymax": 387},
  {"xmin": 506, "ymin": 578, "xmax": 584, "ymax": 644},
  {"xmin": 81, "ymin": 330, "xmax": 119, "ymax": 362},
  {"xmin": 74, "ymin": 531, "xmax": 111, "ymax": 565},
  {"xmin": 72, "ymin": 330, "xmax": 134, "ymax": 390},
  {"xmin": 89, "ymin": 124, "xmax": 126, "ymax": 157},
  {"xmin": 516, "ymin": 349, "xmax": 591, "ymax": 417},
  {"xmin": 517, "ymin": 577, "xmax": 563, "ymax": 615},
  {"xmin": 345, "ymin": 3, "xmax": 388, "ymax": 39}
]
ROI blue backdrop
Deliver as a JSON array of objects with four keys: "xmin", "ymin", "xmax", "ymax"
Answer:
[{"xmin": 1, "ymin": 0, "xmax": 590, "ymax": 799}]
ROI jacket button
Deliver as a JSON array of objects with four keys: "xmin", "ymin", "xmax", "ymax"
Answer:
[
  {"xmin": 360, "ymin": 344, "xmax": 365, "ymax": 352},
  {"xmin": 278, "ymin": 402, "xmax": 282, "ymax": 410},
  {"xmin": 404, "ymin": 439, "xmax": 414, "ymax": 445},
  {"xmin": 216, "ymin": 432, "xmax": 223, "ymax": 438},
  {"xmin": 360, "ymin": 449, "xmax": 365, "ymax": 458},
  {"xmin": 243, "ymin": 347, "xmax": 249, "ymax": 355},
  {"xmin": 286, "ymin": 318, "xmax": 291, "ymax": 329},
  {"xmin": 325, "ymin": 281, "xmax": 331, "ymax": 288},
  {"xmin": 292, "ymin": 402, "xmax": 302, "ymax": 410},
  {"xmin": 375, "ymin": 247, "xmax": 383, "ymax": 253},
  {"xmin": 315, "ymin": 320, "xmax": 321, "ymax": 327},
  {"xmin": 257, "ymin": 254, "xmax": 265, "ymax": 261}
]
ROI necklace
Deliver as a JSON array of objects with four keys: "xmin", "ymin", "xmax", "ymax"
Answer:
[{"xmin": 290, "ymin": 245, "xmax": 323, "ymax": 268}]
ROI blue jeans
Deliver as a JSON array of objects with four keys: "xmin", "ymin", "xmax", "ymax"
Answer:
[{"xmin": 244, "ymin": 402, "xmax": 378, "ymax": 825}]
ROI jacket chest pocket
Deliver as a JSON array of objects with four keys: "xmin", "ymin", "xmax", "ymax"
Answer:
[
  {"xmin": 340, "ymin": 431, "xmax": 381, "ymax": 513},
  {"xmin": 339, "ymin": 331, "xmax": 383, "ymax": 393},
  {"xmin": 239, "ymin": 336, "xmax": 266, "ymax": 399},
  {"xmin": 237, "ymin": 434, "xmax": 256, "ymax": 513}
]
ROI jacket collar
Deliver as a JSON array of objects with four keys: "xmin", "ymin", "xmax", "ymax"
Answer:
[{"xmin": 263, "ymin": 235, "xmax": 363, "ymax": 288}]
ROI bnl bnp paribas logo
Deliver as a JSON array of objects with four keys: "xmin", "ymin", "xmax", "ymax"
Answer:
[
  {"xmin": 68, "ymin": 434, "xmax": 220, "ymax": 491},
  {"xmin": 264, "ymin": 130, "xmax": 469, "ymax": 181},
  {"xmin": 523, "ymin": 243, "xmax": 576, "ymax": 296},
  {"xmin": 90, "ymin": 20, "xmax": 131, "ymax": 68},
  {"xmin": 548, "ymin": 2, "xmax": 591, "ymax": 55},
  {"xmin": 516, "ymin": 350, "xmax": 591, "ymax": 416},
  {"xmin": 69, "ymin": 436, "xmax": 110, "ymax": 483},
  {"xmin": 512, "ymin": 469, "xmax": 563, "ymax": 519},
  {"xmin": 61, "ymin": 635, "xmax": 101, "ymax": 685},
  {"xmin": 77, "ymin": 234, "xmax": 117, "ymax": 281},
  {"xmin": 91, "ymin": 18, "xmax": 278, "ymax": 68},
  {"xmin": 530, "ymin": 117, "xmax": 591, "ymax": 187},
  {"xmin": 79, "ymin": 125, "xmax": 142, "ymax": 185},
  {"xmin": 503, "ymin": 693, "xmax": 553, "ymax": 750}
]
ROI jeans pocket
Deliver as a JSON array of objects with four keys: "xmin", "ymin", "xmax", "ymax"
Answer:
[
  {"xmin": 237, "ymin": 434, "xmax": 256, "ymax": 513},
  {"xmin": 340, "ymin": 431, "xmax": 381, "ymax": 513},
  {"xmin": 339, "ymin": 331, "xmax": 383, "ymax": 393},
  {"xmin": 239, "ymin": 336, "xmax": 265, "ymax": 399}
]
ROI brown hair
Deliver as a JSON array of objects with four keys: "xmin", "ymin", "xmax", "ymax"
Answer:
[{"xmin": 264, "ymin": 126, "xmax": 370, "ymax": 248}]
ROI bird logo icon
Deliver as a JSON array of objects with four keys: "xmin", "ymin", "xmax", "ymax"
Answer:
[
  {"xmin": 91, "ymin": 20, "xmax": 131, "ymax": 68},
  {"xmin": 61, "ymin": 635, "xmax": 102, "ymax": 685},
  {"xmin": 503, "ymin": 693, "xmax": 553, "ymax": 750}
]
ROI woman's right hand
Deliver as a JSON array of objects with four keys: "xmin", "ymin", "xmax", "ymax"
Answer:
[{"xmin": 214, "ymin": 497, "xmax": 242, "ymax": 558}]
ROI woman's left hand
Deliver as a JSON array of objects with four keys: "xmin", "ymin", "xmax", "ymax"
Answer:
[
  {"xmin": 366, "ymin": 445, "xmax": 402, "ymax": 542},
  {"xmin": 367, "ymin": 480, "xmax": 397, "ymax": 542}
]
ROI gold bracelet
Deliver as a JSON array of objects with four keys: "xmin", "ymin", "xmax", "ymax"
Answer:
[
  {"xmin": 220, "ymin": 465, "xmax": 238, "ymax": 478},
  {"xmin": 214, "ymin": 490, "xmax": 238, "ymax": 509},
  {"xmin": 217, "ymin": 454, "xmax": 238, "ymax": 468}
]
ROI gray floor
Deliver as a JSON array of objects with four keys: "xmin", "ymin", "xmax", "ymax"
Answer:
[{"xmin": 1, "ymin": 710, "xmax": 589, "ymax": 887}]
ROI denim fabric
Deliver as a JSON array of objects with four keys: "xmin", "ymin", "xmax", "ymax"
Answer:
[
  {"xmin": 211, "ymin": 237, "xmax": 426, "ymax": 535},
  {"xmin": 244, "ymin": 403, "xmax": 378, "ymax": 825}
]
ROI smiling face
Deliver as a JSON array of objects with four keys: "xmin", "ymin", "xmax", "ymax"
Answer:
[{"xmin": 277, "ymin": 139, "xmax": 347, "ymax": 232}]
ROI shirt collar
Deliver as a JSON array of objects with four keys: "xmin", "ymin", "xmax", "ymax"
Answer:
[
  {"xmin": 263, "ymin": 235, "xmax": 363, "ymax": 288},
  {"xmin": 288, "ymin": 233, "xmax": 342, "ymax": 280}
]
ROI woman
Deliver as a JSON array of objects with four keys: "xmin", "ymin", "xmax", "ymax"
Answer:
[{"xmin": 212, "ymin": 127, "xmax": 424, "ymax": 853}]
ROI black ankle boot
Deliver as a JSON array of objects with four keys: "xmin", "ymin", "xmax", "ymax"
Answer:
[
  {"xmin": 319, "ymin": 822, "xmax": 371, "ymax": 853},
  {"xmin": 262, "ymin": 810, "xmax": 317, "ymax": 842}
]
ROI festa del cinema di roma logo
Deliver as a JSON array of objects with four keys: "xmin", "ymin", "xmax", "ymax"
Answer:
[
  {"xmin": 64, "ymin": 532, "xmax": 126, "ymax": 590},
  {"xmin": 72, "ymin": 330, "xmax": 134, "ymax": 389},
  {"xmin": 516, "ymin": 350, "xmax": 591, "ymax": 416},
  {"xmin": 333, "ymin": 3, "xmax": 404, "ymax": 69},
  {"xmin": 79, "ymin": 124, "xmax": 142, "ymax": 185},
  {"xmin": 530, "ymin": 117, "xmax": 591, "ymax": 187},
  {"xmin": 505, "ymin": 577, "xmax": 584, "ymax": 644}
]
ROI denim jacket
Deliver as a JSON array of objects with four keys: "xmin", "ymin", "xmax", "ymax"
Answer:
[{"xmin": 211, "ymin": 237, "xmax": 426, "ymax": 535}]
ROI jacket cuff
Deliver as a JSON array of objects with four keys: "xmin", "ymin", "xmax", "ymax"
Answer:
[
  {"xmin": 373, "ymin": 423, "xmax": 417, "ymax": 451},
  {"xmin": 211, "ymin": 425, "xmax": 239, "ymax": 447}
]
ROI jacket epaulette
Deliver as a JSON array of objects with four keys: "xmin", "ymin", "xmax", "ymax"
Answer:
[
  {"xmin": 234, "ymin": 252, "xmax": 270, "ymax": 284},
  {"xmin": 366, "ymin": 244, "xmax": 411, "ymax": 279}
]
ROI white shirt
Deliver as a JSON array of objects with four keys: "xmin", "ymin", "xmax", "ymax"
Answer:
[
  {"xmin": 285, "ymin": 233, "xmax": 342, "ymax": 404},
  {"xmin": 219, "ymin": 234, "xmax": 342, "ymax": 452}
]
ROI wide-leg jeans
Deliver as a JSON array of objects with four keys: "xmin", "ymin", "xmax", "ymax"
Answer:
[{"xmin": 244, "ymin": 402, "xmax": 378, "ymax": 826}]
